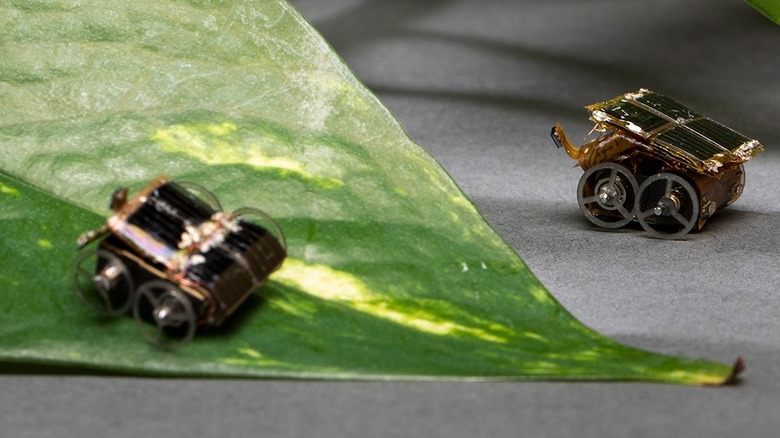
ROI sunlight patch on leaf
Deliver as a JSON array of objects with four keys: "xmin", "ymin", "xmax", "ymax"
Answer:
[
  {"xmin": 0, "ymin": 183, "xmax": 21, "ymax": 197},
  {"xmin": 152, "ymin": 122, "xmax": 343, "ymax": 188},
  {"xmin": 275, "ymin": 258, "xmax": 514, "ymax": 343}
]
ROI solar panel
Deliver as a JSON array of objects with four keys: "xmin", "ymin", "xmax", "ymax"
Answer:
[
  {"xmin": 655, "ymin": 127, "xmax": 727, "ymax": 161},
  {"xmin": 686, "ymin": 118, "xmax": 752, "ymax": 151},
  {"xmin": 634, "ymin": 93, "xmax": 699, "ymax": 122},
  {"xmin": 587, "ymin": 89, "xmax": 763, "ymax": 170},
  {"xmin": 599, "ymin": 102, "xmax": 668, "ymax": 135}
]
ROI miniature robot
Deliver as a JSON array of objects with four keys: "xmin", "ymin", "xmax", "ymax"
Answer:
[
  {"xmin": 73, "ymin": 176, "xmax": 286, "ymax": 348},
  {"xmin": 552, "ymin": 89, "xmax": 763, "ymax": 239}
]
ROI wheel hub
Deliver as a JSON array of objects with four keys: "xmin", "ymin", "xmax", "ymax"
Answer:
[
  {"xmin": 153, "ymin": 300, "xmax": 176, "ymax": 324},
  {"xmin": 92, "ymin": 274, "xmax": 111, "ymax": 292},
  {"xmin": 653, "ymin": 194, "xmax": 681, "ymax": 216},
  {"xmin": 598, "ymin": 185, "xmax": 617, "ymax": 204},
  {"xmin": 92, "ymin": 263, "xmax": 122, "ymax": 291},
  {"xmin": 595, "ymin": 179, "xmax": 626, "ymax": 210}
]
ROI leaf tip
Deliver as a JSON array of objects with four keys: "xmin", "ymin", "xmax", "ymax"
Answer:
[
  {"xmin": 725, "ymin": 354, "xmax": 746, "ymax": 385},
  {"xmin": 705, "ymin": 354, "xmax": 746, "ymax": 386}
]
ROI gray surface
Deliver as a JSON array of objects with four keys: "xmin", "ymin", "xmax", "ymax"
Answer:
[{"xmin": 2, "ymin": 1, "xmax": 779, "ymax": 436}]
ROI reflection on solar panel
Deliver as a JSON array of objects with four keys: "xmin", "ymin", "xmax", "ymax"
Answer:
[
  {"xmin": 634, "ymin": 93, "xmax": 699, "ymax": 122},
  {"xmin": 587, "ymin": 89, "xmax": 763, "ymax": 170},
  {"xmin": 656, "ymin": 127, "xmax": 726, "ymax": 161},
  {"xmin": 686, "ymin": 118, "xmax": 751, "ymax": 151},
  {"xmin": 599, "ymin": 102, "xmax": 668, "ymax": 135}
]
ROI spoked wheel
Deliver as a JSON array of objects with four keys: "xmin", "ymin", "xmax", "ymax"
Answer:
[
  {"xmin": 233, "ymin": 207, "xmax": 287, "ymax": 252},
  {"xmin": 177, "ymin": 181, "xmax": 223, "ymax": 212},
  {"xmin": 577, "ymin": 162, "xmax": 639, "ymax": 229},
  {"xmin": 133, "ymin": 280, "xmax": 197, "ymax": 349},
  {"xmin": 72, "ymin": 248, "xmax": 134, "ymax": 316},
  {"xmin": 635, "ymin": 173, "xmax": 699, "ymax": 240}
]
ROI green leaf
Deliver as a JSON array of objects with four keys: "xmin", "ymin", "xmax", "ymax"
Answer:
[
  {"xmin": 745, "ymin": 0, "xmax": 780, "ymax": 24},
  {"xmin": 0, "ymin": 0, "xmax": 739, "ymax": 384}
]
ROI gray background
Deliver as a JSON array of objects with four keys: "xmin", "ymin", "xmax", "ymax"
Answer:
[{"xmin": 2, "ymin": 0, "xmax": 778, "ymax": 436}]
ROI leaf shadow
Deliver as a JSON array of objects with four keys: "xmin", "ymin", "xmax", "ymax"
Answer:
[{"xmin": 198, "ymin": 292, "xmax": 269, "ymax": 339}]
